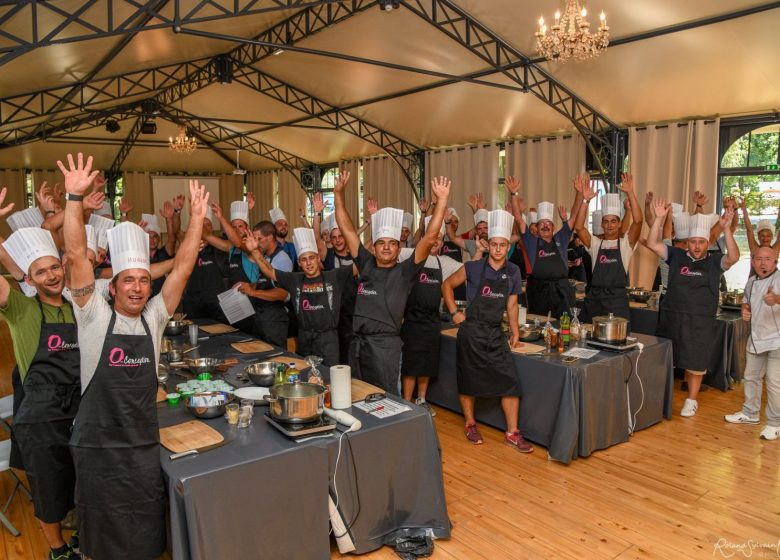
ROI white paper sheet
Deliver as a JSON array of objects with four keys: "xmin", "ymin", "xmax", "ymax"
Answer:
[
  {"xmin": 217, "ymin": 287, "xmax": 255, "ymax": 324},
  {"xmin": 353, "ymin": 399, "xmax": 411, "ymax": 419}
]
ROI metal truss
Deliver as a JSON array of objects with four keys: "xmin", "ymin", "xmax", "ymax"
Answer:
[
  {"xmin": 0, "ymin": 0, "xmax": 352, "ymax": 67},
  {"xmin": 104, "ymin": 116, "xmax": 144, "ymax": 197},
  {"xmin": 401, "ymin": 0, "xmax": 621, "ymax": 185}
]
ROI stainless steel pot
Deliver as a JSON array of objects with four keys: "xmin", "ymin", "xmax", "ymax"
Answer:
[
  {"xmin": 265, "ymin": 382, "xmax": 325, "ymax": 424},
  {"xmin": 592, "ymin": 313, "xmax": 628, "ymax": 344}
]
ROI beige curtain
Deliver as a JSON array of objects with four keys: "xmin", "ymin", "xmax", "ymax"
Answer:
[
  {"xmin": 32, "ymin": 169, "xmax": 63, "ymax": 194},
  {"xmin": 362, "ymin": 156, "xmax": 416, "ymax": 212},
  {"xmin": 121, "ymin": 171, "xmax": 153, "ymax": 218},
  {"xmin": 425, "ymin": 143, "xmax": 500, "ymax": 228},
  {"xmin": 220, "ymin": 173, "xmax": 245, "ymax": 209},
  {"xmin": 504, "ymin": 135, "xmax": 586, "ymax": 222},
  {"xmin": 277, "ymin": 170, "xmax": 308, "ymax": 223},
  {"xmin": 338, "ymin": 159, "xmax": 361, "ymax": 222},
  {"xmin": 628, "ymin": 118, "xmax": 720, "ymax": 288},
  {"xmin": 247, "ymin": 171, "xmax": 276, "ymax": 226},
  {"xmin": 0, "ymin": 169, "xmax": 27, "ymax": 240}
]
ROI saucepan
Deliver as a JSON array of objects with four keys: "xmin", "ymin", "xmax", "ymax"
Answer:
[
  {"xmin": 592, "ymin": 313, "xmax": 628, "ymax": 344},
  {"xmin": 164, "ymin": 319, "xmax": 192, "ymax": 336},
  {"xmin": 265, "ymin": 382, "xmax": 326, "ymax": 424}
]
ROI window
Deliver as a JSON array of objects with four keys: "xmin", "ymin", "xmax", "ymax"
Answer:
[
  {"xmin": 25, "ymin": 171, "xmax": 33, "ymax": 208},
  {"xmin": 112, "ymin": 177, "xmax": 125, "ymax": 221}
]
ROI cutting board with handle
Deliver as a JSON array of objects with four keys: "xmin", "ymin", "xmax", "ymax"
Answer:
[
  {"xmin": 231, "ymin": 340, "xmax": 275, "ymax": 354},
  {"xmin": 441, "ymin": 327, "xmax": 459, "ymax": 338},
  {"xmin": 159, "ymin": 420, "xmax": 224, "ymax": 454},
  {"xmin": 511, "ymin": 342, "xmax": 546, "ymax": 354},
  {"xmin": 200, "ymin": 323, "xmax": 238, "ymax": 335},
  {"xmin": 350, "ymin": 379, "xmax": 385, "ymax": 403}
]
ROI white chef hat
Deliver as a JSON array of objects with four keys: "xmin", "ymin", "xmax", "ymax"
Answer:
[
  {"xmin": 528, "ymin": 210, "xmax": 538, "ymax": 225},
  {"xmin": 88, "ymin": 213, "xmax": 114, "ymax": 239},
  {"xmin": 672, "ymin": 212, "xmax": 691, "ymax": 240},
  {"xmin": 688, "ymin": 213, "xmax": 712, "ymax": 241},
  {"xmin": 757, "ymin": 219, "xmax": 776, "ymax": 237},
  {"xmin": 95, "ymin": 200, "xmax": 113, "ymax": 218},
  {"xmin": 591, "ymin": 210, "xmax": 603, "ymax": 236},
  {"xmin": 600, "ymin": 193, "xmax": 622, "ymax": 219},
  {"xmin": 372, "ymin": 207, "xmax": 403, "ymax": 241},
  {"xmin": 2, "ymin": 228, "xmax": 60, "ymax": 274},
  {"xmin": 269, "ymin": 207, "xmax": 286, "ymax": 224},
  {"xmin": 6, "ymin": 207, "xmax": 44, "ymax": 232},
  {"xmin": 448, "ymin": 207, "xmax": 460, "ymax": 220},
  {"xmin": 402, "ymin": 212, "xmax": 414, "ymax": 230},
  {"xmin": 671, "ymin": 202, "xmax": 684, "ymax": 216},
  {"xmin": 293, "ymin": 227, "xmax": 318, "ymax": 257},
  {"xmin": 141, "ymin": 213, "xmax": 161, "ymax": 234},
  {"xmin": 537, "ymin": 201, "xmax": 554, "ymax": 223},
  {"xmin": 488, "ymin": 209, "xmax": 514, "ymax": 241},
  {"xmin": 205, "ymin": 204, "xmax": 215, "ymax": 225},
  {"xmin": 107, "ymin": 222, "xmax": 150, "ymax": 277},
  {"xmin": 326, "ymin": 212, "xmax": 337, "ymax": 232},
  {"xmin": 473, "ymin": 209, "xmax": 489, "ymax": 225},
  {"xmin": 85, "ymin": 225, "xmax": 98, "ymax": 257},
  {"xmin": 424, "ymin": 215, "xmax": 445, "ymax": 236},
  {"xmin": 230, "ymin": 201, "xmax": 249, "ymax": 224}
]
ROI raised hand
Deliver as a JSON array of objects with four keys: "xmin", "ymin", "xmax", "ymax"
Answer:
[
  {"xmin": 0, "ymin": 186, "xmax": 15, "ymax": 217},
  {"xmin": 718, "ymin": 208, "xmax": 734, "ymax": 230},
  {"xmin": 189, "ymin": 180, "xmax": 210, "ymax": 219},
  {"xmin": 119, "ymin": 197, "xmax": 133, "ymax": 214},
  {"xmin": 57, "ymin": 153, "xmax": 99, "ymax": 196},
  {"xmin": 210, "ymin": 202, "xmax": 223, "ymax": 220},
  {"xmin": 653, "ymin": 198, "xmax": 670, "ymax": 218},
  {"xmin": 763, "ymin": 287, "xmax": 777, "ymax": 306},
  {"xmin": 160, "ymin": 200, "xmax": 174, "ymax": 219},
  {"xmin": 138, "ymin": 218, "xmax": 149, "ymax": 231},
  {"xmin": 505, "ymin": 176, "xmax": 521, "ymax": 194},
  {"xmin": 246, "ymin": 192, "xmax": 256, "ymax": 210},
  {"xmin": 173, "ymin": 194, "xmax": 185, "ymax": 211},
  {"xmin": 645, "ymin": 191, "xmax": 654, "ymax": 205},
  {"xmin": 557, "ymin": 205, "xmax": 568, "ymax": 221},
  {"xmin": 91, "ymin": 173, "xmax": 107, "ymax": 193},
  {"xmin": 312, "ymin": 191, "xmax": 325, "ymax": 213},
  {"xmin": 84, "ymin": 191, "xmax": 105, "ymax": 211},
  {"xmin": 35, "ymin": 182, "xmax": 56, "ymax": 213},
  {"xmin": 53, "ymin": 183, "xmax": 64, "ymax": 202},
  {"xmin": 475, "ymin": 192, "xmax": 486, "ymax": 209},
  {"xmin": 431, "ymin": 176, "xmax": 452, "ymax": 203},
  {"xmin": 419, "ymin": 198, "xmax": 430, "ymax": 213},
  {"xmin": 334, "ymin": 170, "xmax": 350, "ymax": 193},
  {"xmin": 693, "ymin": 190, "xmax": 709, "ymax": 207},
  {"xmin": 243, "ymin": 233, "xmax": 258, "ymax": 252},
  {"xmin": 467, "ymin": 193, "xmax": 478, "ymax": 211},
  {"xmin": 573, "ymin": 173, "xmax": 589, "ymax": 193},
  {"xmin": 582, "ymin": 180, "xmax": 598, "ymax": 201},
  {"xmin": 366, "ymin": 196, "xmax": 378, "ymax": 215},
  {"xmin": 618, "ymin": 172, "xmax": 634, "ymax": 193}
]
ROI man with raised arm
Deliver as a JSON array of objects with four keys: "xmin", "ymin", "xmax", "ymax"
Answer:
[
  {"xmin": 61, "ymin": 152, "xmax": 209, "ymax": 560},
  {"xmin": 334, "ymin": 172, "xmax": 451, "ymax": 394}
]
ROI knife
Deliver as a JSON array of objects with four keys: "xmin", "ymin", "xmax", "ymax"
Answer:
[{"xmin": 169, "ymin": 439, "xmax": 229, "ymax": 461}]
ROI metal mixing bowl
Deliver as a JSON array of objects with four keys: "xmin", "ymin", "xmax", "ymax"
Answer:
[
  {"xmin": 164, "ymin": 319, "xmax": 192, "ymax": 336},
  {"xmin": 244, "ymin": 361, "xmax": 284, "ymax": 387},
  {"xmin": 185, "ymin": 391, "xmax": 235, "ymax": 419},
  {"xmin": 184, "ymin": 357, "xmax": 221, "ymax": 375}
]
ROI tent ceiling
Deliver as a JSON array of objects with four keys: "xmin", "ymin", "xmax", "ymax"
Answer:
[{"xmin": 1, "ymin": 0, "xmax": 778, "ymax": 173}]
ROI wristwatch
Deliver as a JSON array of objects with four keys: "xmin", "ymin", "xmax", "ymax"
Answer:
[
  {"xmin": 64, "ymin": 193, "xmax": 83, "ymax": 202},
  {"xmin": 509, "ymin": 191, "xmax": 519, "ymax": 197},
  {"xmin": 174, "ymin": 208, "xmax": 181, "ymax": 213},
  {"xmin": 121, "ymin": 212, "xmax": 128, "ymax": 217}
]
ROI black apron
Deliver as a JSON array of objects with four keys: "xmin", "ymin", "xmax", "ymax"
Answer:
[
  {"xmin": 456, "ymin": 260, "xmax": 520, "ymax": 397},
  {"xmin": 401, "ymin": 258, "xmax": 443, "ymax": 378},
  {"xmin": 70, "ymin": 312, "xmax": 165, "ymax": 560},
  {"xmin": 254, "ymin": 246, "xmax": 289, "ymax": 348},
  {"xmin": 294, "ymin": 274, "xmax": 340, "ymax": 366},
  {"xmin": 657, "ymin": 252, "xmax": 719, "ymax": 372},
  {"xmin": 583, "ymin": 238, "xmax": 630, "ymax": 322},
  {"xmin": 440, "ymin": 239, "xmax": 466, "ymax": 301},
  {"xmin": 331, "ymin": 252, "xmax": 357, "ymax": 365},
  {"xmin": 13, "ymin": 299, "xmax": 80, "ymax": 523},
  {"xmin": 227, "ymin": 247, "xmax": 260, "ymax": 337},
  {"xmin": 526, "ymin": 237, "xmax": 574, "ymax": 318},
  {"xmin": 183, "ymin": 244, "xmax": 227, "ymax": 323},
  {"xmin": 9, "ymin": 366, "xmax": 24, "ymax": 469}
]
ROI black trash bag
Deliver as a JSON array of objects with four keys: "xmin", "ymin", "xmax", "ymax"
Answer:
[{"xmin": 392, "ymin": 535, "xmax": 434, "ymax": 559}]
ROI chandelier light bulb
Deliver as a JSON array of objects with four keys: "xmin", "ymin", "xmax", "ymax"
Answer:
[
  {"xmin": 538, "ymin": 16, "xmax": 544, "ymax": 27},
  {"xmin": 600, "ymin": 11, "xmax": 605, "ymax": 21},
  {"xmin": 554, "ymin": 10, "xmax": 560, "ymax": 20}
]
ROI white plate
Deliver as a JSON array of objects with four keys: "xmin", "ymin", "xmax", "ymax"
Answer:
[{"xmin": 234, "ymin": 386, "xmax": 270, "ymax": 405}]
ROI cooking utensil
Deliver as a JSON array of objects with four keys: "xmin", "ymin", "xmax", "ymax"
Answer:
[
  {"xmin": 592, "ymin": 313, "xmax": 628, "ymax": 344},
  {"xmin": 167, "ymin": 348, "xmax": 183, "ymax": 362},
  {"xmin": 628, "ymin": 288, "xmax": 651, "ymax": 303},
  {"xmin": 184, "ymin": 357, "xmax": 221, "ymax": 374},
  {"xmin": 265, "ymin": 382, "xmax": 326, "ymax": 424},
  {"xmin": 518, "ymin": 323, "xmax": 541, "ymax": 342},
  {"xmin": 182, "ymin": 346, "xmax": 199, "ymax": 355},
  {"xmin": 164, "ymin": 319, "xmax": 192, "ymax": 336},
  {"xmin": 185, "ymin": 391, "xmax": 235, "ymax": 419},
  {"xmin": 244, "ymin": 361, "xmax": 283, "ymax": 387},
  {"xmin": 722, "ymin": 290, "xmax": 743, "ymax": 306}
]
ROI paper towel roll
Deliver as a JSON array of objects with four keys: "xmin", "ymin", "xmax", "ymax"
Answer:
[{"xmin": 330, "ymin": 365, "xmax": 352, "ymax": 410}]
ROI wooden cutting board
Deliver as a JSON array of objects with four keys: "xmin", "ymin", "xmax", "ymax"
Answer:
[
  {"xmin": 159, "ymin": 420, "xmax": 224, "ymax": 454},
  {"xmin": 231, "ymin": 340, "xmax": 275, "ymax": 353},
  {"xmin": 629, "ymin": 301, "xmax": 648, "ymax": 309},
  {"xmin": 269, "ymin": 355, "xmax": 310, "ymax": 371},
  {"xmin": 511, "ymin": 342, "xmax": 546, "ymax": 354},
  {"xmin": 351, "ymin": 379, "xmax": 385, "ymax": 402},
  {"xmin": 441, "ymin": 327, "xmax": 459, "ymax": 338},
  {"xmin": 200, "ymin": 323, "xmax": 238, "ymax": 335},
  {"xmin": 156, "ymin": 387, "xmax": 167, "ymax": 403}
]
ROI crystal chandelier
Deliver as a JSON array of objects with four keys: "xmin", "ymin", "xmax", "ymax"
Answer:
[
  {"xmin": 536, "ymin": 0, "xmax": 609, "ymax": 63},
  {"xmin": 168, "ymin": 124, "xmax": 197, "ymax": 155}
]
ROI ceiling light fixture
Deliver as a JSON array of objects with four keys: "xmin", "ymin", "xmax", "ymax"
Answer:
[
  {"xmin": 379, "ymin": 0, "xmax": 399, "ymax": 11},
  {"xmin": 536, "ymin": 0, "xmax": 609, "ymax": 63},
  {"xmin": 105, "ymin": 119, "xmax": 121, "ymax": 133},
  {"xmin": 169, "ymin": 124, "xmax": 197, "ymax": 154}
]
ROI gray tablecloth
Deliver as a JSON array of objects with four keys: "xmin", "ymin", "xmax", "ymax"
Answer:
[
  {"xmin": 427, "ymin": 329, "xmax": 673, "ymax": 464},
  {"xmin": 630, "ymin": 307, "xmax": 749, "ymax": 390},
  {"xmin": 160, "ymin": 326, "xmax": 450, "ymax": 560}
]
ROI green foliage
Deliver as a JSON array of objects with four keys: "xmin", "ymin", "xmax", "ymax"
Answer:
[{"xmin": 721, "ymin": 129, "xmax": 779, "ymax": 221}]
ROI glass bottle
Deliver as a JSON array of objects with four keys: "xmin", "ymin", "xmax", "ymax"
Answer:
[
  {"xmin": 285, "ymin": 362, "xmax": 300, "ymax": 383},
  {"xmin": 560, "ymin": 311, "xmax": 571, "ymax": 350}
]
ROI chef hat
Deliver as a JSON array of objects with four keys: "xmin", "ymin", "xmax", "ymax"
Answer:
[
  {"xmin": 372, "ymin": 207, "xmax": 404, "ymax": 241},
  {"xmin": 688, "ymin": 213, "xmax": 712, "ymax": 241},
  {"xmin": 230, "ymin": 201, "xmax": 249, "ymax": 224},
  {"xmin": 424, "ymin": 215, "xmax": 445, "ymax": 236},
  {"xmin": 95, "ymin": 200, "xmax": 113, "ymax": 218},
  {"xmin": 402, "ymin": 212, "xmax": 414, "ymax": 230},
  {"xmin": 269, "ymin": 207, "xmax": 286, "ymax": 224},
  {"xmin": 141, "ymin": 213, "xmax": 161, "ymax": 235},
  {"xmin": 326, "ymin": 212, "xmax": 338, "ymax": 232},
  {"xmin": 473, "ymin": 209, "xmax": 489, "ymax": 225},
  {"xmin": 591, "ymin": 210, "xmax": 604, "ymax": 236},
  {"xmin": 292, "ymin": 228, "xmax": 318, "ymax": 257},
  {"xmin": 205, "ymin": 204, "xmax": 215, "ymax": 225},
  {"xmin": 6, "ymin": 207, "xmax": 44, "ymax": 232},
  {"xmin": 672, "ymin": 212, "xmax": 691, "ymax": 240},
  {"xmin": 488, "ymin": 209, "xmax": 514, "ymax": 241},
  {"xmin": 2, "ymin": 228, "xmax": 60, "ymax": 274},
  {"xmin": 671, "ymin": 202, "xmax": 684, "ymax": 216},
  {"xmin": 85, "ymin": 225, "xmax": 98, "ymax": 257},
  {"xmin": 537, "ymin": 201, "xmax": 554, "ymax": 223},
  {"xmin": 527, "ymin": 210, "xmax": 538, "ymax": 225},
  {"xmin": 448, "ymin": 207, "xmax": 460, "ymax": 220},
  {"xmin": 107, "ymin": 222, "xmax": 150, "ymax": 277},
  {"xmin": 757, "ymin": 219, "xmax": 776, "ymax": 237},
  {"xmin": 89, "ymin": 213, "xmax": 114, "ymax": 237},
  {"xmin": 600, "ymin": 193, "xmax": 622, "ymax": 219}
]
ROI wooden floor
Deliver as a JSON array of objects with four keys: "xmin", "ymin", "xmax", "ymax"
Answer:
[{"xmin": 1, "ymin": 382, "xmax": 777, "ymax": 560}]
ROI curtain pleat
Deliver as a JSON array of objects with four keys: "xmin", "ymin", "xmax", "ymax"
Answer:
[
  {"xmin": 0, "ymin": 169, "xmax": 27, "ymax": 240},
  {"xmin": 247, "ymin": 171, "xmax": 276, "ymax": 227},
  {"xmin": 121, "ymin": 171, "xmax": 153, "ymax": 219},
  {"xmin": 277, "ymin": 170, "xmax": 308, "ymax": 227}
]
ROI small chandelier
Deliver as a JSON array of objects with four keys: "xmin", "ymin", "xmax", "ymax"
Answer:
[
  {"xmin": 536, "ymin": 0, "xmax": 609, "ymax": 63},
  {"xmin": 169, "ymin": 124, "xmax": 197, "ymax": 154}
]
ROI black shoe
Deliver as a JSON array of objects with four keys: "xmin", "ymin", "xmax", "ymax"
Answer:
[
  {"xmin": 48, "ymin": 546, "xmax": 81, "ymax": 560},
  {"xmin": 67, "ymin": 531, "xmax": 79, "ymax": 554}
]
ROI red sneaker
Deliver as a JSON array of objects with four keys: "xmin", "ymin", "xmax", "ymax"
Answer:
[
  {"xmin": 464, "ymin": 423, "xmax": 483, "ymax": 445},
  {"xmin": 505, "ymin": 431, "xmax": 533, "ymax": 453}
]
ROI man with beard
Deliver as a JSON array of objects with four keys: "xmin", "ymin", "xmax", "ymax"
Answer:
[
  {"xmin": 725, "ymin": 247, "xmax": 780, "ymax": 440},
  {"xmin": 270, "ymin": 207, "xmax": 297, "ymax": 265},
  {"xmin": 445, "ymin": 209, "xmax": 489, "ymax": 262},
  {"xmin": 0, "ymin": 225, "xmax": 81, "ymax": 560},
  {"xmin": 62, "ymin": 152, "xmax": 209, "ymax": 560},
  {"xmin": 646, "ymin": 198, "xmax": 738, "ymax": 417},
  {"xmin": 334, "ymin": 172, "xmax": 451, "ymax": 394}
]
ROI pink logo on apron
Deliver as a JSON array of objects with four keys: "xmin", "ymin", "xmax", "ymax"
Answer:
[
  {"xmin": 418, "ymin": 272, "xmax": 439, "ymax": 284},
  {"xmin": 47, "ymin": 334, "xmax": 79, "ymax": 352},
  {"xmin": 108, "ymin": 347, "xmax": 151, "ymax": 368},
  {"xmin": 481, "ymin": 286, "xmax": 504, "ymax": 299},
  {"xmin": 301, "ymin": 299, "xmax": 324, "ymax": 311},
  {"xmin": 599, "ymin": 254, "xmax": 618, "ymax": 264},
  {"xmin": 357, "ymin": 282, "xmax": 377, "ymax": 296},
  {"xmin": 538, "ymin": 249, "xmax": 555, "ymax": 258},
  {"xmin": 680, "ymin": 266, "xmax": 703, "ymax": 277}
]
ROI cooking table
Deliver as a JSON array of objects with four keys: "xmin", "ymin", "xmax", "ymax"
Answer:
[
  {"xmin": 427, "ymin": 327, "xmax": 673, "ymax": 464},
  {"xmin": 159, "ymin": 324, "xmax": 450, "ymax": 560},
  {"xmin": 629, "ymin": 306, "xmax": 748, "ymax": 390}
]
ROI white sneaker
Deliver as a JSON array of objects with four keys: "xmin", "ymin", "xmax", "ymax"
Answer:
[
  {"xmin": 760, "ymin": 425, "xmax": 780, "ymax": 440},
  {"xmin": 724, "ymin": 411, "xmax": 759, "ymax": 424},
  {"xmin": 415, "ymin": 397, "xmax": 436, "ymax": 417},
  {"xmin": 680, "ymin": 399, "xmax": 698, "ymax": 417}
]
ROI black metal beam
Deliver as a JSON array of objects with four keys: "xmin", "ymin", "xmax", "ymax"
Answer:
[
  {"xmin": 104, "ymin": 116, "xmax": 145, "ymax": 197},
  {"xmin": 0, "ymin": 0, "xmax": 352, "ymax": 67}
]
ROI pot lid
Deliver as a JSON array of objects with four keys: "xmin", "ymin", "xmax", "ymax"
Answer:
[{"xmin": 592, "ymin": 313, "xmax": 628, "ymax": 324}]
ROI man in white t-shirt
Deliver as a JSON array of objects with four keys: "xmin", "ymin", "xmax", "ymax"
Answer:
[
  {"xmin": 60, "ymin": 152, "xmax": 209, "ymax": 560},
  {"xmin": 725, "ymin": 247, "xmax": 780, "ymax": 440}
]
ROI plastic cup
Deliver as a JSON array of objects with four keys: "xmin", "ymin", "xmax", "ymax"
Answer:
[
  {"xmin": 225, "ymin": 403, "xmax": 240, "ymax": 425},
  {"xmin": 188, "ymin": 324, "xmax": 199, "ymax": 346},
  {"xmin": 197, "ymin": 372, "xmax": 212, "ymax": 381},
  {"xmin": 166, "ymin": 393, "xmax": 180, "ymax": 407}
]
